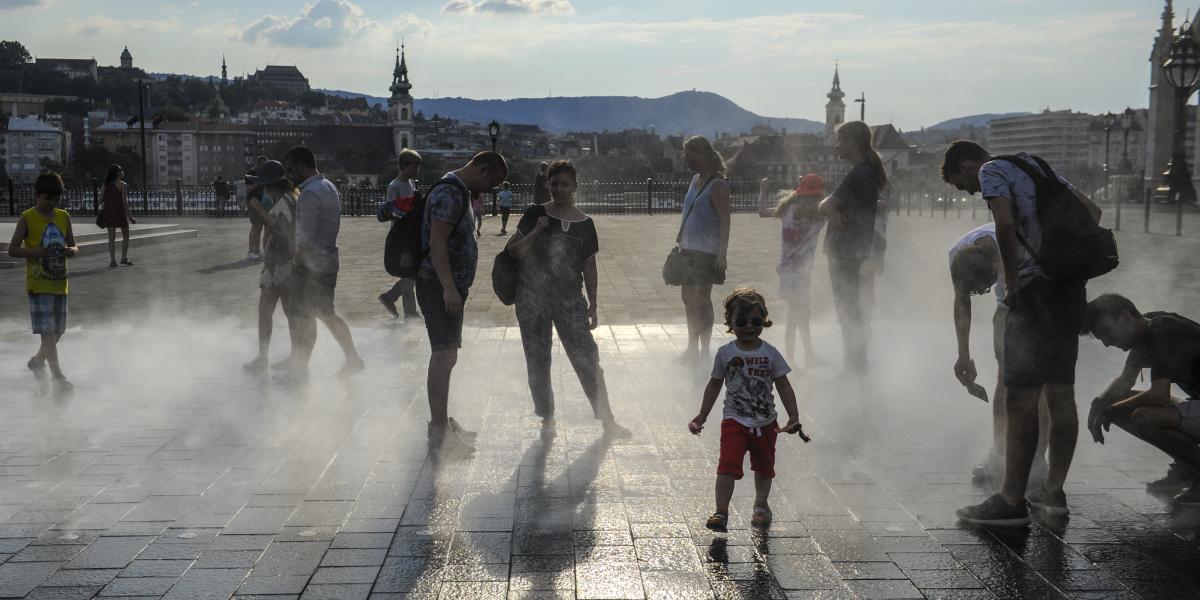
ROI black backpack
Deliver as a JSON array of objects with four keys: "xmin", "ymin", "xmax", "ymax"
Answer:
[
  {"xmin": 993, "ymin": 155, "xmax": 1118, "ymax": 283},
  {"xmin": 384, "ymin": 177, "xmax": 470, "ymax": 279}
]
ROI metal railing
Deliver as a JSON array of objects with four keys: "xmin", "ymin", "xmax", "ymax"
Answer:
[{"xmin": 4, "ymin": 173, "xmax": 1194, "ymax": 235}]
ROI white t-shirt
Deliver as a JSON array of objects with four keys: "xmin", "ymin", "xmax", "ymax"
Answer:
[
  {"xmin": 948, "ymin": 223, "xmax": 1004, "ymax": 304},
  {"xmin": 711, "ymin": 340, "xmax": 791, "ymax": 427}
]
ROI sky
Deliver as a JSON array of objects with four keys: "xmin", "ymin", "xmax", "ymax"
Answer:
[{"xmin": 0, "ymin": 0, "xmax": 1171, "ymax": 129}]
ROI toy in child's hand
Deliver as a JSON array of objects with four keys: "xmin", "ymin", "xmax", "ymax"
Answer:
[
  {"xmin": 783, "ymin": 422, "xmax": 812, "ymax": 443},
  {"xmin": 688, "ymin": 420, "xmax": 704, "ymax": 435}
]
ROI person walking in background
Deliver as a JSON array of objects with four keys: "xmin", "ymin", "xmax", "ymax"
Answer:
[
  {"xmin": 8, "ymin": 173, "xmax": 78, "ymax": 391},
  {"xmin": 245, "ymin": 155, "xmax": 269, "ymax": 260},
  {"xmin": 497, "ymin": 181, "xmax": 513, "ymax": 235},
  {"xmin": 506, "ymin": 160, "xmax": 632, "ymax": 438},
  {"xmin": 419, "ymin": 151, "xmax": 508, "ymax": 457},
  {"xmin": 213, "ymin": 175, "xmax": 231, "ymax": 218},
  {"xmin": 688, "ymin": 287, "xmax": 806, "ymax": 532},
  {"xmin": 472, "ymin": 190, "xmax": 485, "ymax": 237},
  {"xmin": 818, "ymin": 121, "xmax": 886, "ymax": 374},
  {"xmin": 378, "ymin": 149, "xmax": 423, "ymax": 320},
  {"xmin": 533, "ymin": 161, "xmax": 551, "ymax": 205},
  {"xmin": 760, "ymin": 174, "xmax": 827, "ymax": 369},
  {"xmin": 676, "ymin": 135, "xmax": 731, "ymax": 365},
  {"xmin": 941, "ymin": 140, "xmax": 1102, "ymax": 527},
  {"xmin": 243, "ymin": 161, "xmax": 301, "ymax": 374},
  {"xmin": 280, "ymin": 146, "xmax": 364, "ymax": 383},
  {"xmin": 98, "ymin": 164, "xmax": 135, "ymax": 268}
]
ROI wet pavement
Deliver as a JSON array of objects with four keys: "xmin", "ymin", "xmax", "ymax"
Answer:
[{"xmin": 2, "ymin": 212, "xmax": 1200, "ymax": 598}]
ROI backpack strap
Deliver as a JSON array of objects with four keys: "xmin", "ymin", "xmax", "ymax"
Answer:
[
  {"xmin": 675, "ymin": 174, "xmax": 722, "ymax": 245},
  {"xmin": 987, "ymin": 156, "xmax": 1045, "ymax": 264},
  {"xmin": 427, "ymin": 176, "xmax": 473, "ymax": 227}
]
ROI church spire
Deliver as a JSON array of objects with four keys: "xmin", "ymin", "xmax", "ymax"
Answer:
[
  {"xmin": 390, "ymin": 44, "xmax": 412, "ymax": 97},
  {"xmin": 827, "ymin": 61, "xmax": 844, "ymax": 102},
  {"xmin": 1163, "ymin": 0, "xmax": 1176, "ymax": 35},
  {"xmin": 221, "ymin": 54, "xmax": 228, "ymax": 84}
]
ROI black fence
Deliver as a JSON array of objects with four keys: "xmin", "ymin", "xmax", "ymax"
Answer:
[{"xmin": 4, "ymin": 173, "xmax": 1192, "ymax": 234}]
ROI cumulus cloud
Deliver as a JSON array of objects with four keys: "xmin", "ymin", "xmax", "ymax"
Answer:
[
  {"xmin": 390, "ymin": 13, "xmax": 434, "ymax": 38},
  {"xmin": 242, "ymin": 0, "xmax": 381, "ymax": 48},
  {"xmin": 443, "ymin": 0, "xmax": 574, "ymax": 16},
  {"xmin": 68, "ymin": 16, "xmax": 181, "ymax": 36}
]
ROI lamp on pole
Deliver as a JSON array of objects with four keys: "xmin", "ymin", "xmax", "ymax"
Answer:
[
  {"xmin": 137, "ymin": 78, "xmax": 150, "ymax": 212},
  {"xmin": 1120, "ymin": 107, "xmax": 1134, "ymax": 173},
  {"xmin": 854, "ymin": 92, "xmax": 865, "ymax": 122},
  {"xmin": 1102, "ymin": 111, "xmax": 1115, "ymax": 178},
  {"xmin": 1159, "ymin": 20, "xmax": 1200, "ymax": 204},
  {"xmin": 488, "ymin": 119, "xmax": 499, "ymax": 153}
]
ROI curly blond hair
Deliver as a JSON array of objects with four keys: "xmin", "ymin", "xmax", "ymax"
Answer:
[{"xmin": 722, "ymin": 287, "xmax": 773, "ymax": 332}]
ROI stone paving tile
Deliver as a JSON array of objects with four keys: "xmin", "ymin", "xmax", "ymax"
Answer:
[{"xmin": 6, "ymin": 214, "xmax": 1200, "ymax": 599}]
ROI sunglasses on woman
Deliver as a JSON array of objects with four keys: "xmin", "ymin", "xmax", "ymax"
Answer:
[{"xmin": 734, "ymin": 317, "xmax": 763, "ymax": 328}]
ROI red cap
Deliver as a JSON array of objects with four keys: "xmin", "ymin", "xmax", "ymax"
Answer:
[{"xmin": 794, "ymin": 174, "xmax": 824, "ymax": 197}]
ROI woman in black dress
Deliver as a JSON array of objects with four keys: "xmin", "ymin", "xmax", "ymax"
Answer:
[
  {"xmin": 506, "ymin": 160, "xmax": 631, "ymax": 438},
  {"xmin": 98, "ymin": 164, "xmax": 135, "ymax": 267}
]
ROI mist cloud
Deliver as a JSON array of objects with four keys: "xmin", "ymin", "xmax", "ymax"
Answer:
[
  {"xmin": 442, "ymin": 0, "xmax": 574, "ymax": 16},
  {"xmin": 241, "ymin": 0, "xmax": 381, "ymax": 48}
]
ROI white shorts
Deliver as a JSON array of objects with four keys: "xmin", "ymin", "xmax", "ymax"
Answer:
[{"xmin": 1177, "ymin": 399, "xmax": 1200, "ymax": 442}]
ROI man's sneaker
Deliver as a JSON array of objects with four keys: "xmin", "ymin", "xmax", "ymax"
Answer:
[
  {"xmin": 1174, "ymin": 482, "xmax": 1200, "ymax": 506},
  {"xmin": 1027, "ymin": 487, "xmax": 1069, "ymax": 516},
  {"xmin": 428, "ymin": 427, "xmax": 475, "ymax": 460},
  {"xmin": 705, "ymin": 512, "xmax": 728, "ymax": 533},
  {"xmin": 378, "ymin": 294, "xmax": 399, "ymax": 318},
  {"xmin": 1148, "ymin": 461, "xmax": 1198, "ymax": 495},
  {"xmin": 447, "ymin": 418, "xmax": 478, "ymax": 442},
  {"xmin": 955, "ymin": 494, "xmax": 1030, "ymax": 527},
  {"xmin": 602, "ymin": 419, "xmax": 633, "ymax": 440},
  {"xmin": 27, "ymin": 356, "xmax": 47, "ymax": 380},
  {"xmin": 750, "ymin": 507, "xmax": 773, "ymax": 527}
]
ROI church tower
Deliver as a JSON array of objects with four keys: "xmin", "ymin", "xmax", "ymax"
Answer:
[
  {"xmin": 120, "ymin": 46, "xmax": 133, "ymax": 69},
  {"xmin": 825, "ymin": 63, "xmax": 846, "ymax": 142},
  {"xmin": 388, "ymin": 45, "xmax": 415, "ymax": 156},
  {"xmin": 221, "ymin": 55, "xmax": 228, "ymax": 87},
  {"xmin": 1146, "ymin": 0, "xmax": 1177, "ymax": 186}
]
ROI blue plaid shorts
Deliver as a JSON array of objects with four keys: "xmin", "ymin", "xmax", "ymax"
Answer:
[{"xmin": 29, "ymin": 293, "xmax": 68, "ymax": 335}]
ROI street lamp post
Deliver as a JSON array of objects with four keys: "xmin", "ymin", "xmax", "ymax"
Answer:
[
  {"xmin": 1120, "ymin": 107, "xmax": 1134, "ymax": 173},
  {"xmin": 1160, "ymin": 21, "xmax": 1200, "ymax": 205},
  {"xmin": 137, "ymin": 78, "xmax": 149, "ymax": 212},
  {"xmin": 1102, "ymin": 112, "xmax": 1115, "ymax": 177},
  {"xmin": 488, "ymin": 119, "xmax": 499, "ymax": 153}
]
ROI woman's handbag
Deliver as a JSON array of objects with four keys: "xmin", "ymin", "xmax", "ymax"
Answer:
[
  {"xmin": 662, "ymin": 175, "xmax": 719, "ymax": 286},
  {"xmin": 95, "ymin": 204, "xmax": 105, "ymax": 228},
  {"xmin": 492, "ymin": 248, "xmax": 519, "ymax": 305}
]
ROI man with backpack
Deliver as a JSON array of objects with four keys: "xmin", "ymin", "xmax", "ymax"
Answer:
[
  {"xmin": 941, "ymin": 140, "xmax": 1108, "ymax": 526},
  {"xmin": 419, "ymin": 151, "xmax": 508, "ymax": 458},
  {"xmin": 378, "ymin": 150, "xmax": 422, "ymax": 321}
]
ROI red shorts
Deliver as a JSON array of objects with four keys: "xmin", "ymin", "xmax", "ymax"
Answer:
[{"xmin": 717, "ymin": 419, "xmax": 779, "ymax": 479}]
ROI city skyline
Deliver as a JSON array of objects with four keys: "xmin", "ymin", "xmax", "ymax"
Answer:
[{"xmin": 0, "ymin": 0, "xmax": 1166, "ymax": 129}]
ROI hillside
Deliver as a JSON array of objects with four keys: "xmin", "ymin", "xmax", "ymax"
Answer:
[{"xmin": 320, "ymin": 89, "xmax": 823, "ymax": 136}]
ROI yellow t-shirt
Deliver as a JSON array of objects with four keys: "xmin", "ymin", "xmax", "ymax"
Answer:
[{"xmin": 22, "ymin": 207, "xmax": 70, "ymax": 295}]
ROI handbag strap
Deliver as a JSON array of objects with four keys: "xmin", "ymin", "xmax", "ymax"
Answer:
[{"xmin": 675, "ymin": 174, "xmax": 721, "ymax": 244}]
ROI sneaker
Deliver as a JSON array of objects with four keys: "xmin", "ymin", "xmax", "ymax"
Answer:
[
  {"xmin": 1027, "ymin": 487, "xmax": 1069, "ymax": 516},
  {"xmin": 1148, "ymin": 461, "xmax": 1198, "ymax": 495},
  {"xmin": 955, "ymin": 494, "xmax": 1030, "ymax": 527},
  {"xmin": 447, "ymin": 417, "xmax": 478, "ymax": 442},
  {"xmin": 428, "ymin": 426, "xmax": 475, "ymax": 459},
  {"xmin": 337, "ymin": 357, "xmax": 365, "ymax": 379},
  {"xmin": 378, "ymin": 294, "xmax": 399, "ymax": 318},
  {"xmin": 243, "ymin": 357, "xmax": 268, "ymax": 374},
  {"xmin": 1174, "ymin": 482, "xmax": 1200, "ymax": 506},
  {"xmin": 602, "ymin": 419, "xmax": 633, "ymax": 440},
  {"xmin": 109, "ymin": 260, "xmax": 118, "ymax": 268},
  {"xmin": 120, "ymin": 258, "xmax": 133, "ymax": 266},
  {"xmin": 705, "ymin": 512, "xmax": 728, "ymax": 533},
  {"xmin": 27, "ymin": 356, "xmax": 47, "ymax": 380},
  {"xmin": 750, "ymin": 507, "xmax": 773, "ymax": 527}
]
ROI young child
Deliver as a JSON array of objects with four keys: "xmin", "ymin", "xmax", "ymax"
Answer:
[
  {"xmin": 689, "ymin": 287, "xmax": 809, "ymax": 532},
  {"xmin": 7, "ymin": 172, "xmax": 79, "ymax": 390},
  {"xmin": 759, "ymin": 174, "xmax": 827, "ymax": 367}
]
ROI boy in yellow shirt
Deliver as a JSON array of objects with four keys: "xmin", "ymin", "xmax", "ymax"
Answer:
[{"xmin": 7, "ymin": 173, "xmax": 79, "ymax": 390}]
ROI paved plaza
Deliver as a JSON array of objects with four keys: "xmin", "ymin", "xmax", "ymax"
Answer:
[{"xmin": 1, "ymin": 210, "xmax": 1200, "ymax": 599}]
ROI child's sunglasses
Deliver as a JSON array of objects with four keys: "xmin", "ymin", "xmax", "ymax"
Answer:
[{"xmin": 734, "ymin": 317, "xmax": 764, "ymax": 328}]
